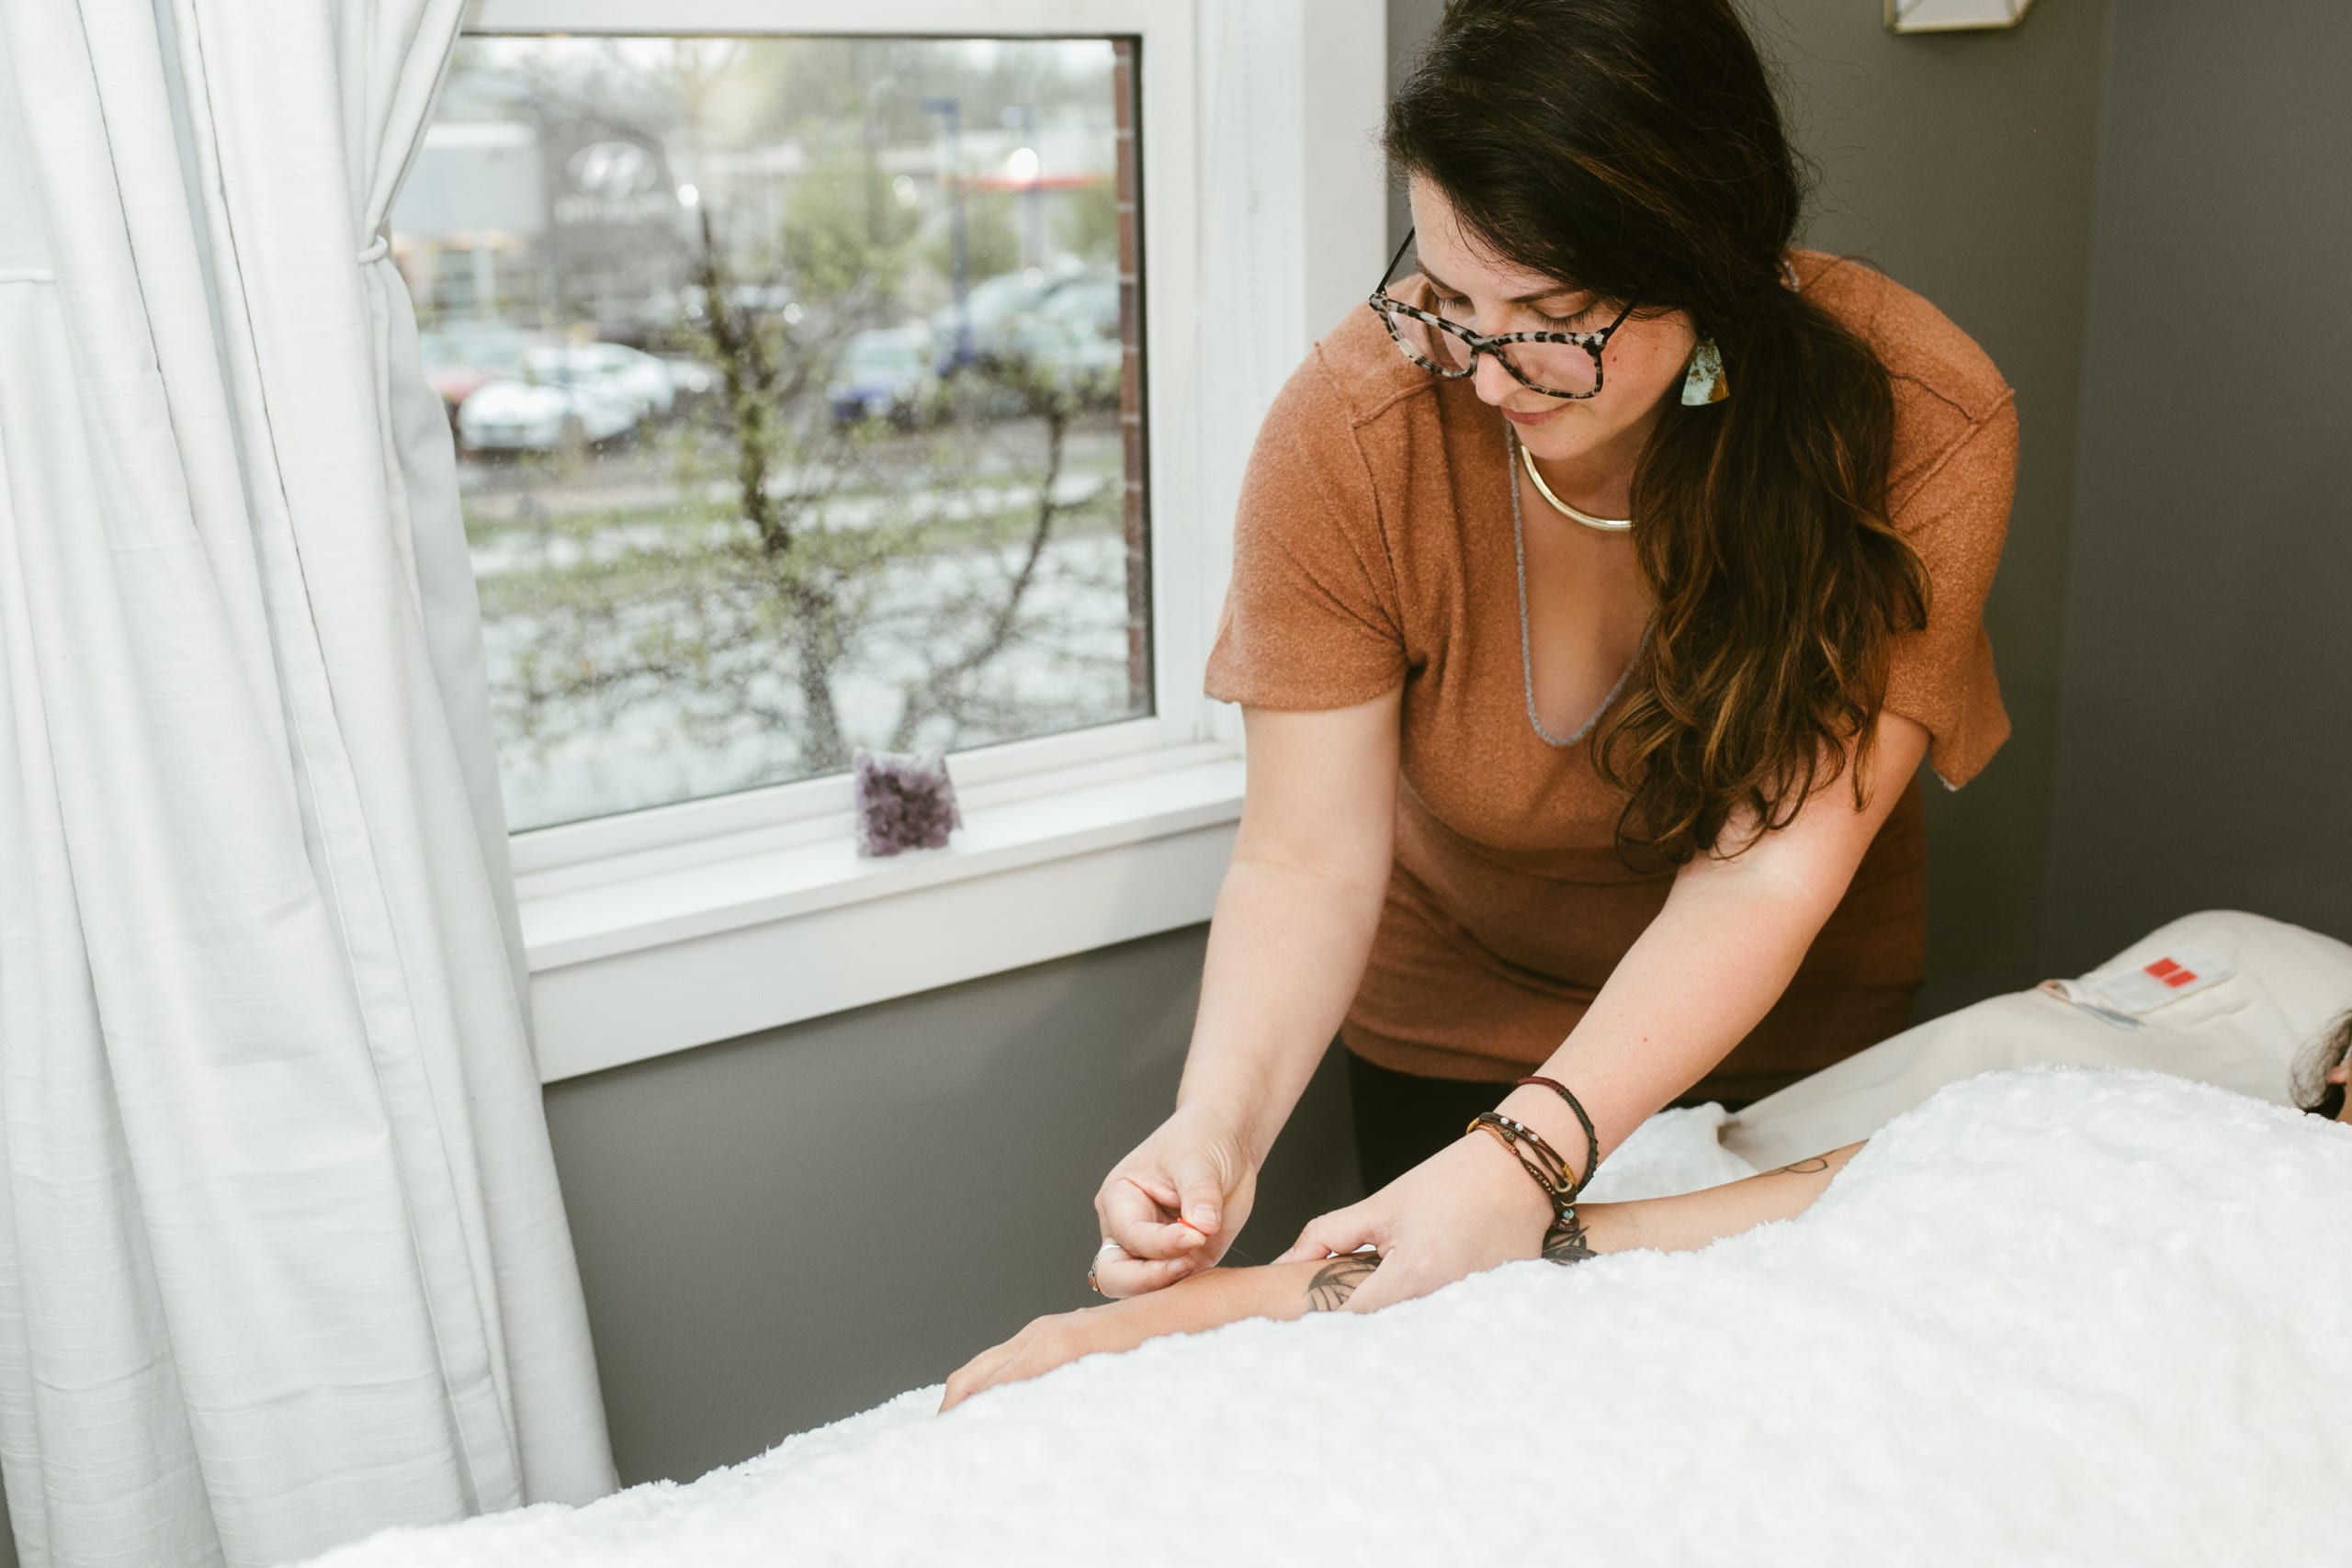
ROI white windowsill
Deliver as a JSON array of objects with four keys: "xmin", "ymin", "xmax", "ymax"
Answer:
[{"xmin": 524, "ymin": 744, "xmax": 1243, "ymax": 1082}]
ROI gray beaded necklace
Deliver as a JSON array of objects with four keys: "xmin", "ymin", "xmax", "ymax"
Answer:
[{"xmin": 1507, "ymin": 427, "xmax": 1654, "ymax": 749}]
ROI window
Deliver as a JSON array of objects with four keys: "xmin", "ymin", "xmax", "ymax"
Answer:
[
  {"xmin": 437, "ymin": 1, "xmax": 1392, "ymax": 1080},
  {"xmin": 394, "ymin": 31, "xmax": 1152, "ymax": 833}
]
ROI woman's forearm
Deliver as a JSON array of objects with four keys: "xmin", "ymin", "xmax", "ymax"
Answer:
[
  {"xmin": 1174, "ymin": 697, "xmax": 1400, "ymax": 1165},
  {"xmin": 1499, "ymin": 866, "xmax": 1839, "ymax": 1158},
  {"xmin": 1091, "ymin": 698, "xmax": 1396, "ymax": 1287},
  {"xmin": 1177, "ymin": 852, "xmax": 1386, "ymax": 1163},
  {"xmin": 1498, "ymin": 715, "xmax": 1931, "ymax": 1168}
]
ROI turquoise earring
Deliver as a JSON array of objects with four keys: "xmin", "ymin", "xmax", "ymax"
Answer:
[{"xmin": 1680, "ymin": 339, "xmax": 1728, "ymax": 405}]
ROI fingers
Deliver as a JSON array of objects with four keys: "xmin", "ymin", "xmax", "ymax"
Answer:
[
  {"xmin": 1341, "ymin": 1254, "xmax": 1419, "ymax": 1314},
  {"xmin": 1164, "ymin": 1150, "xmax": 1227, "ymax": 1237},
  {"xmin": 1096, "ymin": 1176, "xmax": 1210, "ymax": 1264},
  {"xmin": 1274, "ymin": 1205, "xmax": 1379, "ymax": 1265},
  {"xmin": 943, "ymin": 1338, "xmax": 1045, "ymax": 1411},
  {"xmin": 1089, "ymin": 1247, "xmax": 1201, "ymax": 1300},
  {"xmin": 940, "ymin": 1339, "xmax": 1019, "ymax": 1412}
]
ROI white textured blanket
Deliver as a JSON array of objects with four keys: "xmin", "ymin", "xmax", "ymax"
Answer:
[{"xmin": 306, "ymin": 1069, "xmax": 2352, "ymax": 1567}]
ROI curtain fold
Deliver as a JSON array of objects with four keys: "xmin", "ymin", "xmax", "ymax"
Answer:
[{"xmin": 0, "ymin": 3, "xmax": 617, "ymax": 1564}]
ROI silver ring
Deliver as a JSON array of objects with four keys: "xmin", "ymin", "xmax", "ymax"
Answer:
[{"xmin": 1088, "ymin": 1238, "xmax": 1128, "ymax": 1296}]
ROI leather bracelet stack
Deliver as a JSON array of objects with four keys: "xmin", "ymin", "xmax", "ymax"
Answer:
[
  {"xmin": 1464, "ymin": 1076, "xmax": 1601, "ymax": 1229},
  {"xmin": 1516, "ymin": 1076, "xmax": 1600, "ymax": 1200}
]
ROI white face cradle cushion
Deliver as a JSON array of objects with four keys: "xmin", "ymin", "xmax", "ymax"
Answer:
[{"xmin": 1719, "ymin": 909, "xmax": 2352, "ymax": 1170}]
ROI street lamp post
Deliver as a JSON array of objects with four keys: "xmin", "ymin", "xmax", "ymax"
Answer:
[
  {"xmin": 922, "ymin": 95, "xmax": 972, "ymax": 367},
  {"xmin": 1003, "ymin": 103, "xmax": 1044, "ymax": 271}
]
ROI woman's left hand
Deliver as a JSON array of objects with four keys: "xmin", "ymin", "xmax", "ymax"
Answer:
[{"xmin": 1274, "ymin": 1129, "xmax": 1555, "ymax": 1313}]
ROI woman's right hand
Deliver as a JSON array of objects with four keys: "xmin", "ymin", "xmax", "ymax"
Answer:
[{"xmin": 1090, "ymin": 1104, "xmax": 1260, "ymax": 1297}]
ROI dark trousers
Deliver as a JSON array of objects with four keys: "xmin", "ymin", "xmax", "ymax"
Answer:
[
  {"xmin": 1344, "ymin": 1048, "xmax": 1756, "ymax": 1193},
  {"xmin": 1343, "ymin": 1050, "xmax": 1515, "ymax": 1194}
]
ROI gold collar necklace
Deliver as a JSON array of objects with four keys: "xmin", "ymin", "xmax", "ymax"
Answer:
[{"xmin": 1516, "ymin": 435, "xmax": 1633, "ymax": 533}]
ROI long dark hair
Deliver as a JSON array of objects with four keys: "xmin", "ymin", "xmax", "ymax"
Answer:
[
  {"xmin": 1385, "ymin": 0, "xmax": 1930, "ymax": 863},
  {"xmin": 2295, "ymin": 1010, "xmax": 2351, "ymax": 1122}
]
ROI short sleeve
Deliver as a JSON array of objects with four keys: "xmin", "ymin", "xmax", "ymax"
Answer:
[
  {"xmin": 1202, "ymin": 351, "xmax": 1408, "ymax": 709},
  {"xmin": 1881, "ymin": 391, "xmax": 2018, "ymax": 788}
]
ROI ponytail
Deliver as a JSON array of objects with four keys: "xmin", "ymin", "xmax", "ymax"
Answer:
[
  {"xmin": 1389, "ymin": 0, "xmax": 1928, "ymax": 864},
  {"xmin": 1597, "ymin": 280, "xmax": 1928, "ymax": 863}
]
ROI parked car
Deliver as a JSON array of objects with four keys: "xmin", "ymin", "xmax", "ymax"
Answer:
[
  {"xmin": 456, "ymin": 375, "xmax": 639, "ymax": 453},
  {"xmin": 999, "ymin": 314, "xmax": 1123, "ymax": 408},
  {"xmin": 519, "ymin": 342, "xmax": 677, "ymax": 422},
  {"xmin": 929, "ymin": 268, "xmax": 1069, "ymax": 371},
  {"xmin": 417, "ymin": 321, "xmax": 537, "ymax": 424},
  {"xmin": 1035, "ymin": 273, "xmax": 1120, "ymax": 341},
  {"xmin": 829, "ymin": 326, "xmax": 939, "ymax": 427},
  {"xmin": 929, "ymin": 266, "xmax": 1122, "ymax": 402}
]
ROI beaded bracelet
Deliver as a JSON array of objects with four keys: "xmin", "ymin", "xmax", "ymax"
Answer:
[
  {"xmin": 1514, "ymin": 1076, "xmax": 1600, "ymax": 1201},
  {"xmin": 1465, "ymin": 1111, "xmax": 1578, "ymax": 1227},
  {"xmin": 1465, "ymin": 1112, "xmax": 1568, "ymax": 1190},
  {"xmin": 1486, "ymin": 1112, "xmax": 1573, "ymax": 1190}
]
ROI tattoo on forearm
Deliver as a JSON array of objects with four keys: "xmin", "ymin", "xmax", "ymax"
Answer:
[
  {"xmin": 1772, "ymin": 1156, "xmax": 1831, "ymax": 1176},
  {"xmin": 1542, "ymin": 1210, "xmax": 1597, "ymax": 1266},
  {"xmin": 1305, "ymin": 1252, "xmax": 1381, "ymax": 1311},
  {"xmin": 1301, "ymin": 1215, "xmax": 1595, "ymax": 1311}
]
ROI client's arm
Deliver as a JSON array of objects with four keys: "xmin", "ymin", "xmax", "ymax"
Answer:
[
  {"xmin": 941, "ymin": 1143, "xmax": 1862, "ymax": 1411},
  {"xmin": 1590, "ymin": 1142, "xmax": 1866, "ymax": 1254}
]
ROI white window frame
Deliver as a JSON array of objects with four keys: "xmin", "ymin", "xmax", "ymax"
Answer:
[{"xmin": 469, "ymin": 0, "xmax": 1390, "ymax": 1081}]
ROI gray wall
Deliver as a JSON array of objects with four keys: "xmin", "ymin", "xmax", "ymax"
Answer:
[
  {"xmin": 1741, "ymin": 0, "xmax": 2110, "ymax": 1015},
  {"xmin": 543, "ymin": 927, "xmax": 1361, "ymax": 1484},
  {"xmin": 2039, "ymin": 0, "xmax": 2352, "ymax": 970},
  {"xmin": 1389, "ymin": 0, "xmax": 2113, "ymax": 1016}
]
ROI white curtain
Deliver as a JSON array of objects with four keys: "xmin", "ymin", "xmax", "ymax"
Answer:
[{"xmin": 0, "ymin": 1, "xmax": 617, "ymax": 1563}]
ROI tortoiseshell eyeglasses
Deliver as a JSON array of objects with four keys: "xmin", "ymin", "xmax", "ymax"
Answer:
[{"xmin": 1367, "ymin": 229, "xmax": 1635, "ymax": 400}]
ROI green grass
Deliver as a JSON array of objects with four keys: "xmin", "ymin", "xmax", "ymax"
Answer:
[
  {"xmin": 473, "ymin": 484, "xmax": 1128, "ymax": 618},
  {"xmin": 462, "ymin": 460, "xmax": 1125, "ymax": 544}
]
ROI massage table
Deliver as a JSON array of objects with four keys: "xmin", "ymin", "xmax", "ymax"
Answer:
[{"xmin": 299, "ymin": 911, "xmax": 2352, "ymax": 1566}]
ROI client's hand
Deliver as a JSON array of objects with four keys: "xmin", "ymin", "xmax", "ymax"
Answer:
[
  {"xmin": 939, "ymin": 1253, "xmax": 1379, "ymax": 1412},
  {"xmin": 1091, "ymin": 1104, "xmax": 1259, "ymax": 1297},
  {"xmin": 941, "ymin": 1298, "xmax": 1166, "ymax": 1412},
  {"xmin": 1276, "ymin": 1130, "xmax": 1553, "ymax": 1313}
]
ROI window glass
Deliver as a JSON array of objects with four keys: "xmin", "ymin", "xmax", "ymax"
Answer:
[{"xmin": 393, "ymin": 36, "xmax": 1148, "ymax": 831}]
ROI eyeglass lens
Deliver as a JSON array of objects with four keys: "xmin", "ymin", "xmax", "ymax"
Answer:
[{"xmin": 1384, "ymin": 301, "xmax": 1600, "ymax": 396}]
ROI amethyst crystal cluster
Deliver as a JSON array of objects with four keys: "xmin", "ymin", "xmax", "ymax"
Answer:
[{"xmin": 852, "ymin": 747, "xmax": 963, "ymax": 857}]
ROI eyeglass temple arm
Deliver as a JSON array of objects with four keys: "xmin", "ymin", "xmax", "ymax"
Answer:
[{"xmin": 1374, "ymin": 227, "xmax": 1417, "ymax": 294}]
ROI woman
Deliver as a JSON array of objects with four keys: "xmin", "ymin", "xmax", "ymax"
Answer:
[
  {"xmin": 1091, "ymin": 0, "xmax": 2017, "ymax": 1312},
  {"xmin": 955, "ymin": 1011, "xmax": 2352, "ymax": 1410}
]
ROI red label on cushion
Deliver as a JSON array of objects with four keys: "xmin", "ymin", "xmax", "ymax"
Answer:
[{"xmin": 2078, "ymin": 946, "xmax": 2231, "ymax": 1016}]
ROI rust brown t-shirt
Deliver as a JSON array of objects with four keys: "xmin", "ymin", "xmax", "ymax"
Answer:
[{"xmin": 1204, "ymin": 252, "xmax": 2017, "ymax": 1100}]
